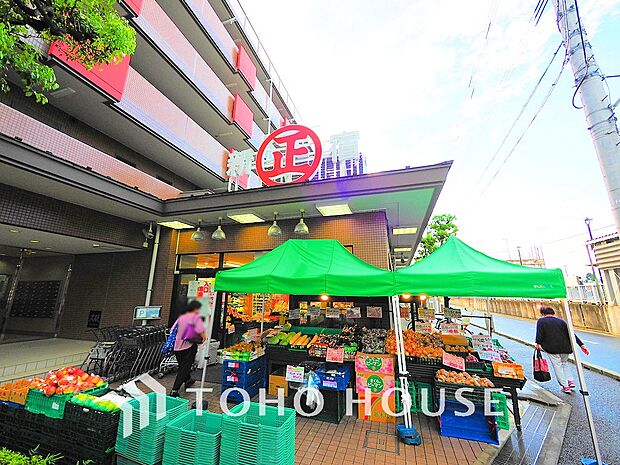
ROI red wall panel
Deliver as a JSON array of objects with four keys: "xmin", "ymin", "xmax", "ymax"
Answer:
[
  {"xmin": 49, "ymin": 42, "xmax": 131, "ymax": 102},
  {"xmin": 236, "ymin": 44, "xmax": 257, "ymax": 90},
  {"xmin": 232, "ymin": 94, "xmax": 254, "ymax": 137},
  {"xmin": 123, "ymin": 0, "xmax": 143, "ymax": 15}
]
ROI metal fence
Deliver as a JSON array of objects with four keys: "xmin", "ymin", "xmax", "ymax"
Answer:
[{"xmin": 566, "ymin": 284, "xmax": 606, "ymax": 303}]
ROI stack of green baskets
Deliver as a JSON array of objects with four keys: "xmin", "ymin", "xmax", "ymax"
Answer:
[
  {"xmin": 115, "ymin": 392, "xmax": 188, "ymax": 465},
  {"xmin": 163, "ymin": 410, "xmax": 222, "ymax": 465},
  {"xmin": 395, "ymin": 380, "xmax": 433, "ymax": 414},
  {"xmin": 491, "ymin": 392, "xmax": 510, "ymax": 430},
  {"xmin": 220, "ymin": 402, "xmax": 296, "ymax": 465}
]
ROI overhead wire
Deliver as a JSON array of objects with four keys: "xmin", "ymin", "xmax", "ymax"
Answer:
[
  {"xmin": 467, "ymin": 0, "xmax": 501, "ymax": 100},
  {"xmin": 479, "ymin": 52, "xmax": 569, "ymax": 195}
]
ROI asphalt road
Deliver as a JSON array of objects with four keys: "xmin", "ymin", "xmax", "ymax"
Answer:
[
  {"xmin": 480, "ymin": 330, "xmax": 620, "ymax": 465},
  {"xmin": 488, "ymin": 314, "xmax": 620, "ymax": 375}
]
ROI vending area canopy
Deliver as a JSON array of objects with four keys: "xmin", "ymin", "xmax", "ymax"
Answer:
[
  {"xmin": 395, "ymin": 237, "xmax": 567, "ymax": 298},
  {"xmin": 214, "ymin": 239, "xmax": 396, "ymax": 296}
]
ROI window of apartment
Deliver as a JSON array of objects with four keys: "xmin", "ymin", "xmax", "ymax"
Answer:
[{"xmin": 116, "ymin": 155, "xmax": 137, "ymax": 168}]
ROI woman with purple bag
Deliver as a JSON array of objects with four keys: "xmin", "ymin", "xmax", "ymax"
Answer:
[{"xmin": 170, "ymin": 300, "xmax": 206, "ymax": 397}]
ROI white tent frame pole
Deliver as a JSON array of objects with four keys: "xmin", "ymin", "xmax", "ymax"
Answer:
[
  {"xmin": 391, "ymin": 295, "xmax": 412, "ymax": 428},
  {"xmin": 562, "ymin": 299, "xmax": 604, "ymax": 465}
]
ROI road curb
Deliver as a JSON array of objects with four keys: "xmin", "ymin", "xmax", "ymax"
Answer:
[{"xmin": 491, "ymin": 328, "xmax": 620, "ymax": 382}]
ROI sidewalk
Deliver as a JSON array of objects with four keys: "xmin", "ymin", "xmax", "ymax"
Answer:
[{"xmin": 486, "ymin": 314, "xmax": 620, "ymax": 379}]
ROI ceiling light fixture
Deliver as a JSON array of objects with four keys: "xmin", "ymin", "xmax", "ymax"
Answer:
[
  {"xmin": 394, "ymin": 247, "xmax": 412, "ymax": 253},
  {"xmin": 29, "ymin": 240, "xmax": 40, "ymax": 244},
  {"xmin": 294, "ymin": 209, "xmax": 309, "ymax": 235},
  {"xmin": 393, "ymin": 227, "xmax": 418, "ymax": 235},
  {"xmin": 211, "ymin": 217, "xmax": 226, "ymax": 241},
  {"xmin": 267, "ymin": 212, "xmax": 282, "ymax": 237},
  {"xmin": 320, "ymin": 294, "xmax": 329, "ymax": 302},
  {"xmin": 316, "ymin": 202, "xmax": 352, "ymax": 217},
  {"xmin": 9, "ymin": 229, "xmax": 19, "ymax": 233},
  {"xmin": 157, "ymin": 221, "xmax": 194, "ymax": 230},
  {"xmin": 191, "ymin": 220, "xmax": 207, "ymax": 242},
  {"xmin": 92, "ymin": 244, "xmax": 101, "ymax": 248},
  {"xmin": 227, "ymin": 212, "xmax": 264, "ymax": 224}
]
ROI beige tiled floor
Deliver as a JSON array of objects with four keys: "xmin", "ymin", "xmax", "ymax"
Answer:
[{"xmin": 139, "ymin": 373, "xmax": 498, "ymax": 465}]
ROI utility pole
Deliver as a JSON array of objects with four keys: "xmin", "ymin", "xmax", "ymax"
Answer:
[
  {"xmin": 516, "ymin": 246, "xmax": 523, "ymax": 265},
  {"xmin": 553, "ymin": 0, "xmax": 620, "ymax": 234},
  {"xmin": 585, "ymin": 217, "xmax": 606, "ymax": 302}
]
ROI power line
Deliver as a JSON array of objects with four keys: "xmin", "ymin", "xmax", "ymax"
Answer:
[
  {"xmin": 479, "ymin": 52, "xmax": 568, "ymax": 194},
  {"xmin": 542, "ymin": 224, "xmax": 614, "ymax": 244},
  {"xmin": 469, "ymin": 42, "xmax": 564, "ymax": 196},
  {"xmin": 467, "ymin": 0, "xmax": 501, "ymax": 100}
]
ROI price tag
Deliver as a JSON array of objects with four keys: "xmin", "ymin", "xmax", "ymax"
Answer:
[
  {"xmin": 285, "ymin": 365, "xmax": 305, "ymax": 383},
  {"xmin": 415, "ymin": 321, "xmax": 432, "ymax": 334},
  {"xmin": 326, "ymin": 308, "xmax": 340, "ymax": 319},
  {"xmin": 442, "ymin": 351, "xmax": 465, "ymax": 371},
  {"xmin": 288, "ymin": 308, "xmax": 301, "ymax": 319},
  {"xmin": 478, "ymin": 347, "xmax": 503, "ymax": 363},
  {"xmin": 366, "ymin": 306, "xmax": 383, "ymax": 318},
  {"xmin": 418, "ymin": 307, "xmax": 435, "ymax": 321},
  {"xmin": 326, "ymin": 347, "xmax": 345, "ymax": 363},
  {"xmin": 346, "ymin": 307, "xmax": 361, "ymax": 319},
  {"xmin": 441, "ymin": 322, "xmax": 460, "ymax": 335},
  {"xmin": 472, "ymin": 335, "xmax": 493, "ymax": 352},
  {"xmin": 444, "ymin": 307, "xmax": 462, "ymax": 318},
  {"xmin": 399, "ymin": 303, "xmax": 411, "ymax": 319},
  {"xmin": 308, "ymin": 306, "xmax": 321, "ymax": 318}
]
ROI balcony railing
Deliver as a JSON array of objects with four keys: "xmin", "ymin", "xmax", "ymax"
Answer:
[
  {"xmin": 0, "ymin": 103, "xmax": 181, "ymax": 200},
  {"xmin": 223, "ymin": 0, "xmax": 300, "ymax": 121},
  {"xmin": 118, "ymin": 68, "xmax": 229, "ymax": 178}
]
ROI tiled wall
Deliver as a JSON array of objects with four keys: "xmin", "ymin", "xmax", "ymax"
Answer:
[
  {"xmin": 177, "ymin": 211, "xmax": 391, "ymax": 269},
  {"xmin": 0, "ymin": 184, "xmax": 146, "ymax": 248},
  {"xmin": 0, "ymin": 89, "xmax": 196, "ymax": 191}
]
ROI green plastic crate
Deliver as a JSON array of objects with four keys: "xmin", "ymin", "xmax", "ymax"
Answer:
[
  {"xmin": 219, "ymin": 402, "xmax": 296, "ymax": 465},
  {"xmin": 395, "ymin": 380, "xmax": 433, "ymax": 415},
  {"xmin": 492, "ymin": 392, "xmax": 510, "ymax": 430},
  {"xmin": 116, "ymin": 393, "xmax": 188, "ymax": 465},
  {"xmin": 163, "ymin": 410, "xmax": 222, "ymax": 465},
  {"xmin": 25, "ymin": 383, "xmax": 108, "ymax": 419},
  {"xmin": 289, "ymin": 326, "xmax": 341, "ymax": 335}
]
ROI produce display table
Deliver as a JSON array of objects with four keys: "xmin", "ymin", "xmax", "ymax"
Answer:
[{"xmin": 265, "ymin": 347, "xmax": 354, "ymax": 376}]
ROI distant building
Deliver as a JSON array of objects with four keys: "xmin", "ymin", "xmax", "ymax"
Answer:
[
  {"xmin": 313, "ymin": 131, "xmax": 367, "ymax": 180},
  {"xmin": 507, "ymin": 258, "xmax": 546, "ymax": 268}
]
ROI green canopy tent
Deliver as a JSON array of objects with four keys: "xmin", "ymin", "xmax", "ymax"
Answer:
[
  {"xmin": 394, "ymin": 237, "xmax": 566, "ymax": 298},
  {"xmin": 214, "ymin": 238, "xmax": 396, "ymax": 296}
]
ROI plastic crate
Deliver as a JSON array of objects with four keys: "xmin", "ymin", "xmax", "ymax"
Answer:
[
  {"xmin": 221, "ymin": 377, "xmax": 265, "ymax": 403},
  {"xmin": 115, "ymin": 393, "xmax": 188, "ymax": 465},
  {"xmin": 315, "ymin": 363, "xmax": 351, "ymax": 391},
  {"xmin": 406, "ymin": 356, "xmax": 442, "ymax": 366},
  {"xmin": 25, "ymin": 382, "xmax": 108, "ymax": 419},
  {"xmin": 465, "ymin": 361, "xmax": 493, "ymax": 373},
  {"xmin": 63, "ymin": 402, "xmax": 120, "ymax": 445},
  {"xmin": 438, "ymin": 400, "xmax": 499, "ymax": 445},
  {"xmin": 395, "ymin": 380, "xmax": 433, "ymax": 414},
  {"xmin": 163, "ymin": 410, "xmax": 222, "ymax": 465},
  {"xmin": 492, "ymin": 392, "xmax": 510, "ymax": 430},
  {"xmin": 291, "ymin": 389, "xmax": 346, "ymax": 424},
  {"xmin": 220, "ymin": 402, "xmax": 296, "ymax": 465},
  {"xmin": 222, "ymin": 358, "xmax": 266, "ymax": 388},
  {"xmin": 434, "ymin": 380, "xmax": 494, "ymax": 405},
  {"xmin": 117, "ymin": 454, "xmax": 161, "ymax": 465}
]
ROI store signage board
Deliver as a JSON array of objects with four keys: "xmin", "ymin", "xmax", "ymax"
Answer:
[
  {"xmin": 134, "ymin": 306, "xmax": 162, "ymax": 320},
  {"xmin": 415, "ymin": 321, "xmax": 432, "ymax": 334},
  {"xmin": 308, "ymin": 306, "xmax": 321, "ymax": 318},
  {"xmin": 399, "ymin": 303, "xmax": 411, "ymax": 319},
  {"xmin": 333, "ymin": 302, "xmax": 354, "ymax": 309},
  {"xmin": 366, "ymin": 306, "xmax": 383, "ymax": 318},
  {"xmin": 187, "ymin": 281, "xmax": 200, "ymax": 297},
  {"xmin": 418, "ymin": 307, "xmax": 435, "ymax": 321},
  {"xmin": 444, "ymin": 307, "xmax": 462, "ymax": 319},
  {"xmin": 289, "ymin": 308, "xmax": 301, "ymax": 319},
  {"xmin": 346, "ymin": 307, "xmax": 362, "ymax": 319},
  {"xmin": 286, "ymin": 365, "xmax": 305, "ymax": 383},
  {"xmin": 299, "ymin": 302, "xmax": 308, "ymax": 310},
  {"xmin": 326, "ymin": 308, "xmax": 340, "ymax": 319},
  {"xmin": 326, "ymin": 347, "xmax": 345, "ymax": 363},
  {"xmin": 256, "ymin": 125, "xmax": 322, "ymax": 186},
  {"xmin": 442, "ymin": 351, "xmax": 465, "ymax": 371},
  {"xmin": 441, "ymin": 322, "xmax": 460, "ymax": 335}
]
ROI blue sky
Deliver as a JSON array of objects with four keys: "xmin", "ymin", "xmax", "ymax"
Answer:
[{"xmin": 241, "ymin": 0, "xmax": 620, "ymax": 277}]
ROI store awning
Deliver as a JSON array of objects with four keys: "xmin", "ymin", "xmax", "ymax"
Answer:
[
  {"xmin": 394, "ymin": 237, "xmax": 567, "ymax": 298},
  {"xmin": 214, "ymin": 239, "xmax": 396, "ymax": 296}
]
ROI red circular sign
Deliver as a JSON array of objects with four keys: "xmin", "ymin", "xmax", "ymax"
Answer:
[{"xmin": 256, "ymin": 124, "xmax": 322, "ymax": 187}]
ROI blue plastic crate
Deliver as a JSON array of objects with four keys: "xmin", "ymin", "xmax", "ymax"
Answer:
[
  {"xmin": 222, "ymin": 357, "xmax": 266, "ymax": 373},
  {"xmin": 221, "ymin": 359, "xmax": 266, "ymax": 388},
  {"xmin": 438, "ymin": 400, "xmax": 499, "ymax": 445},
  {"xmin": 315, "ymin": 363, "xmax": 351, "ymax": 391},
  {"xmin": 221, "ymin": 378, "xmax": 266, "ymax": 403}
]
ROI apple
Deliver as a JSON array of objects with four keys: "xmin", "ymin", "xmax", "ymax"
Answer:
[{"xmin": 43, "ymin": 386, "xmax": 56, "ymax": 397}]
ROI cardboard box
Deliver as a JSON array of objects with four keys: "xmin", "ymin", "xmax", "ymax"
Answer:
[
  {"xmin": 355, "ymin": 353, "xmax": 395, "ymax": 375},
  {"xmin": 357, "ymin": 393, "xmax": 396, "ymax": 423},
  {"xmin": 268, "ymin": 368, "xmax": 289, "ymax": 396},
  {"xmin": 356, "ymin": 372, "xmax": 395, "ymax": 396}
]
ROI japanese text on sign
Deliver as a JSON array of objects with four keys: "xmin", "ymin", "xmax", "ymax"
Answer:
[
  {"xmin": 326, "ymin": 308, "xmax": 340, "ymax": 319},
  {"xmin": 478, "ymin": 347, "xmax": 502, "ymax": 363},
  {"xmin": 415, "ymin": 321, "xmax": 432, "ymax": 334},
  {"xmin": 326, "ymin": 347, "xmax": 345, "ymax": 363},
  {"xmin": 288, "ymin": 308, "xmax": 301, "ymax": 319},
  {"xmin": 418, "ymin": 307, "xmax": 435, "ymax": 321},
  {"xmin": 472, "ymin": 335, "xmax": 494, "ymax": 352},
  {"xmin": 366, "ymin": 306, "xmax": 383, "ymax": 318},
  {"xmin": 346, "ymin": 307, "xmax": 361, "ymax": 319},
  {"xmin": 285, "ymin": 365, "xmax": 305, "ymax": 383},
  {"xmin": 442, "ymin": 351, "xmax": 465, "ymax": 371},
  {"xmin": 441, "ymin": 322, "xmax": 460, "ymax": 335},
  {"xmin": 444, "ymin": 307, "xmax": 462, "ymax": 319}
]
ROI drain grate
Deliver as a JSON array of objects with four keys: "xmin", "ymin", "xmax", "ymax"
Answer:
[{"xmin": 364, "ymin": 430, "xmax": 400, "ymax": 454}]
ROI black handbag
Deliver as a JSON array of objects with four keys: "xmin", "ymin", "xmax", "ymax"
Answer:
[{"xmin": 533, "ymin": 349, "xmax": 551, "ymax": 382}]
